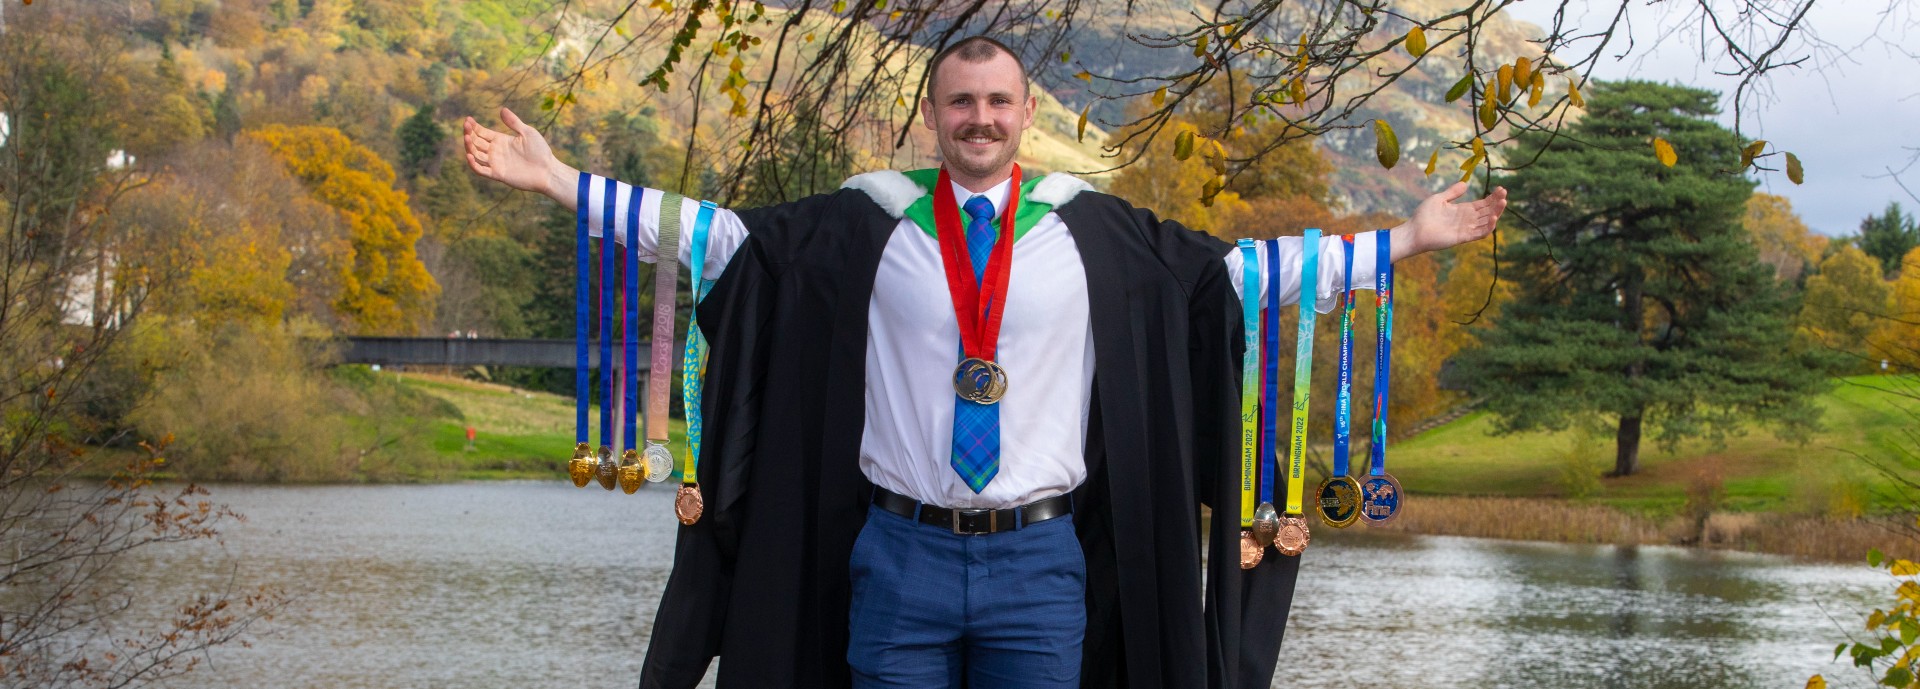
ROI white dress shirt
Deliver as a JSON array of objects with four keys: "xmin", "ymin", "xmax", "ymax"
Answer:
[{"xmin": 583, "ymin": 174, "xmax": 1380, "ymax": 509}]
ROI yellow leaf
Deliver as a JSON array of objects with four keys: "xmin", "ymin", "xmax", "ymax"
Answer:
[
  {"xmin": 1568, "ymin": 78, "xmax": 1585, "ymax": 108},
  {"xmin": 1479, "ymin": 95, "xmax": 1497, "ymax": 130},
  {"xmin": 1460, "ymin": 152, "xmax": 1483, "ymax": 172},
  {"xmin": 1373, "ymin": 119, "xmax": 1400, "ymax": 169},
  {"xmin": 1527, "ymin": 80, "xmax": 1543, "ymax": 108},
  {"xmin": 1194, "ymin": 34, "xmax": 1210, "ymax": 58},
  {"xmin": 1405, "ymin": 26, "xmax": 1427, "ymax": 58},
  {"xmin": 1740, "ymin": 140, "xmax": 1767, "ymax": 168},
  {"xmin": 1806, "ymin": 675, "xmax": 1826, "ymax": 689},
  {"xmin": 1530, "ymin": 70, "xmax": 1545, "ymax": 96},
  {"xmin": 804, "ymin": 32, "xmax": 815, "ymax": 42},
  {"xmin": 1289, "ymin": 77, "xmax": 1306, "ymax": 104},
  {"xmin": 832, "ymin": 0, "xmax": 845, "ymax": 11},
  {"xmin": 1077, "ymin": 104, "xmax": 1090, "ymax": 142},
  {"xmin": 1425, "ymin": 148, "xmax": 1438, "ymax": 175},
  {"xmin": 1076, "ymin": 70, "xmax": 1093, "ymax": 83},
  {"xmin": 1471, "ymin": 136, "xmax": 1485, "ymax": 157},
  {"xmin": 1872, "ymin": 610, "xmax": 1889, "ymax": 629},
  {"xmin": 1060, "ymin": 51, "xmax": 1070, "ymax": 63},
  {"xmin": 1897, "ymin": 559, "xmax": 1920, "ymax": 577},
  {"xmin": 1201, "ymin": 176, "xmax": 1223, "ymax": 206},
  {"xmin": 1496, "ymin": 65, "xmax": 1513, "ymax": 103},
  {"xmin": 1653, "ymin": 138, "xmax": 1677, "ymax": 167},
  {"xmin": 1153, "ymin": 87, "xmax": 1167, "ymax": 107},
  {"xmin": 1515, "ymin": 57, "xmax": 1533, "ymax": 88},
  {"xmin": 1174, "ymin": 129, "xmax": 1195, "ymax": 161},
  {"xmin": 1786, "ymin": 151, "xmax": 1805, "ymax": 184},
  {"xmin": 889, "ymin": 9, "xmax": 902, "ymax": 20}
]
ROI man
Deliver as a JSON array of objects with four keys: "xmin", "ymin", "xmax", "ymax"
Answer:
[{"xmin": 464, "ymin": 36, "xmax": 1505, "ymax": 689}]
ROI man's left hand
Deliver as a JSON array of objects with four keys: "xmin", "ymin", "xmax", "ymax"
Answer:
[{"xmin": 1398, "ymin": 182, "xmax": 1509, "ymax": 259}]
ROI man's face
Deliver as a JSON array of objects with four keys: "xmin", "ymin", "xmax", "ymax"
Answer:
[{"xmin": 920, "ymin": 50, "xmax": 1037, "ymax": 185}]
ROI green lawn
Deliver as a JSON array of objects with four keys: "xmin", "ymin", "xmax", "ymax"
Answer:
[
  {"xmin": 1387, "ymin": 375, "xmax": 1920, "ymax": 516},
  {"xmin": 399, "ymin": 373, "xmax": 689, "ymax": 480}
]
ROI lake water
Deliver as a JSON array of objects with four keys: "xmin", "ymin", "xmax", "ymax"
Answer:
[{"xmin": 118, "ymin": 482, "xmax": 1889, "ymax": 688}]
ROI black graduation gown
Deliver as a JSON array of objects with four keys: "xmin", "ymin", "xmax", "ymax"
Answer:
[{"xmin": 639, "ymin": 185, "xmax": 1300, "ymax": 689}]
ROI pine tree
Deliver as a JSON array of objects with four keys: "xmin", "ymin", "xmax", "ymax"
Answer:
[
  {"xmin": 396, "ymin": 103, "xmax": 444, "ymax": 180},
  {"xmin": 1856, "ymin": 201, "xmax": 1918, "ymax": 279},
  {"xmin": 1452, "ymin": 80, "xmax": 1828, "ymax": 477}
]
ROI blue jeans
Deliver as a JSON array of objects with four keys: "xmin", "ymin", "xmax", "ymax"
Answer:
[{"xmin": 847, "ymin": 504, "xmax": 1086, "ymax": 689}]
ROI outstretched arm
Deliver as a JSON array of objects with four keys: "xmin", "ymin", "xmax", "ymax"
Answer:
[
  {"xmin": 463, "ymin": 107, "xmax": 582, "ymax": 210},
  {"xmin": 1392, "ymin": 181, "xmax": 1509, "ymax": 261}
]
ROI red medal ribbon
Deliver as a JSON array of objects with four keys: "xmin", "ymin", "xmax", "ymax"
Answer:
[{"xmin": 933, "ymin": 165, "xmax": 1022, "ymax": 362}]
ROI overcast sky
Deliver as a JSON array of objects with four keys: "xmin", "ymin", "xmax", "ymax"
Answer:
[{"xmin": 1504, "ymin": 0, "xmax": 1920, "ymax": 236}]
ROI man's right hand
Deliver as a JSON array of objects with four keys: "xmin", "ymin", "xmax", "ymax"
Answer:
[{"xmin": 463, "ymin": 107, "xmax": 581, "ymax": 209}]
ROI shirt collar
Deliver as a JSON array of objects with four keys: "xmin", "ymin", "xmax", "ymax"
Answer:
[{"xmin": 948, "ymin": 176, "xmax": 1013, "ymax": 220}]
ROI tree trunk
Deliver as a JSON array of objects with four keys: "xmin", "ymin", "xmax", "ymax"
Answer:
[{"xmin": 1612, "ymin": 414, "xmax": 1643, "ymax": 476}]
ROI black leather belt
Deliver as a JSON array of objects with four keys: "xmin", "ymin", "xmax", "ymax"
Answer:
[{"xmin": 872, "ymin": 486, "xmax": 1072, "ymax": 535}]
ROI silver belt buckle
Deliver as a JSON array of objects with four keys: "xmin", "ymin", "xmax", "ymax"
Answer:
[{"xmin": 951, "ymin": 508, "xmax": 997, "ymax": 535}]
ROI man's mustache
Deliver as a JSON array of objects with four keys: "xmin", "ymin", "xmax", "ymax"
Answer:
[{"xmin": 955, "ymin": 126, "xmax": 1004, "ymax": 140}]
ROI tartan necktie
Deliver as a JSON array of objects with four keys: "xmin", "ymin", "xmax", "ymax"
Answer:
[{"xmin": 951, "ymin": 195, "xmax": 1001, "ymax": 493}]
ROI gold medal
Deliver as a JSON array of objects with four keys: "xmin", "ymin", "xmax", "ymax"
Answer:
[
  {"xmin": 617, "ymin": 449, "xmax": 644, "ymax": 494},
  {"xmin": 1316, "ymin": 475, "xmax": 1362, "ymax": 528},
  {"xmin": 1275, "ymin": 515, "xmax": 1311, "ymax": 556},
  {"xmin": 568, "ymin": 442, "xmax": 594, "ymax": 488},
  {"xmin": 1238, "ymin": 529, "xmax": 1264, "ymax": 569},
  {"xmin": 675, "ymin": 484, "xmax": 705, "ymax": 525},
  {"xmin": 594, "ymin": 445, "xmax": 618, "ymax": 491},
  {"xmin": 952, "ymin": 357, "xmax": 1008, "ymax": 404},
  {"xmin": 1250, "ymin": 502, "xmax": 1280, "ymax": 547}
]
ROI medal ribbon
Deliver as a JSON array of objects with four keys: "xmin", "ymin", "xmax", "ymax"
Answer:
[
  {"xmin": 623, "ymin": 197, "xmax": 642, "ymax": 451},
  {"xmin": 1286, "ymin": 230, "xmax": 1321, "ymax": 515},
  {"xmin": 1370, "ymin": 231, "xmax": 1394, "ymax": 477},
  {"xmin": 680, "ymin": 201, "xmax": 718, "ymax": 485},
  {"xmin": 574, "ymin": 173, "xmax": 590, "ymax": 446},
  {"xmin": 1236, "ymin": 239, "xmax": 1261, "ymax": 529},
  {"xmin": 599, "ymin": 178, "xmax": 618, "ymax": 449},
  {"xmin": 1333, "ymin": 235, "xmax": 1356, "ymax": 478},
  {"xmin": 1259, "ymin": 241, "xmax": 1282, "ymax": 508},
  {"xmin": 649, "ymin": 195, "xmax": 683, "ymax": 445},
  {"xmin": 933, "ymin": 166, "xmax": 1020, "ymax": 364}
]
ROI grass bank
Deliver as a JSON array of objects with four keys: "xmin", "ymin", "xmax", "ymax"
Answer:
[{"xmin": 395, "ymin": 371, "xmax": 686, "ymax": 480}]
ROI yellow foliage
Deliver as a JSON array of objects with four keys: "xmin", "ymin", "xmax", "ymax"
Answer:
[
  {"xmin": 1743, "ymin": 193, "xmax": 1825, "ymax": 282},
  {"xmin": 245, "ymin": 125, "xmax": 438, "ymax": 335},
  {"xmin": 1797, "ymin": 244, "xmax": 1892, "ymax": 370}
]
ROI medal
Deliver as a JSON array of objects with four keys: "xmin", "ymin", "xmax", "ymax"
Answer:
[
  {"xmin": 642, "ymin": 194, "xmax": 685, "ymax": 485},
  {"xmin": 1361, "ymin": 231, "xmax": 1403, "ymax": 526},
  {"xmin": 1318, "ymin": 234, "xmax": 1362, "ymax": 528},
  {"xmin": 618, "ymin": 448, "xmax": 643, "ymax": 494},
  {"xmin": 933, "ymin": 166, "xmax": 1022, "ymax": 407},
  {"xmin": 1235, "ymin": 240, "xmax": 1263, "ymax": 569},
  {"xmin": 1275, "ymin": 515, "xmax": 1312, "ymax": 556},
  {"xmin": 594, "ymin": 174, "xmax": 620, "ymax": 492},
  {"xmin": 1277, "ymin": 230, "xmax": 1322, "ymax": 555},
  {"xmin": 1251, "ymin": 239, "xmax": 1281, "ymax": 547},
  {"xmin": 568, "ymin": 173, "xmax": 595, "ymax": 488},
  {"xmin": 677, "ymin": 200, "xmax": 719, "ymax": 524}
]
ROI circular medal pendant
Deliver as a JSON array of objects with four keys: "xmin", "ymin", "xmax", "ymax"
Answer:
[
  {"xmin": 594, "ymin": 445, "xmax": 618, "ymax": 491},
  {"xmin": 1238, "ymin": 530, "xmax": 1264, "ymax": 570},
  {"xmin": 568, "ymin": 442, "xmax": 594, "ymax": 488},
  {"xmin": 644, "ymin": 443, "xmax": 673, "ymax": 483},
  {"xmin": 1359, "ymin": 473, "xmax": 1404, "ymax": 526},
  {"xmin": 1250, "ymin": 503, "xmax": 1280, "ymax": 547},
  {"xmin": 952, "ymin": 357, "xmax": 1009, "ymax": 404},
  {"xmin": 617, "ymin": 449, "xmax": 644, "ymax": 494},
  {"xmin": 675, "ymin": 484, "xmax": 705, "ymax": 525},
  {"xmin": 1275, "ymin": 515, "xmax": 1312, "ymax": 556},
  {"xmin": 1316, "ymin": 475, "xmax": 1363, "ymax": 528}
]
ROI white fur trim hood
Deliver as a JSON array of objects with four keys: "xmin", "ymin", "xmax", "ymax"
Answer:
[{"xmin": 840, "ymin": 170, "xmax": 1094, "ymax": 219}]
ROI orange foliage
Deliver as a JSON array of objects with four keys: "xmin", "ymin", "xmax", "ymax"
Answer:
[{"xmin": 245, "ymin": 125, "xmax": 438, "ymax": 335}]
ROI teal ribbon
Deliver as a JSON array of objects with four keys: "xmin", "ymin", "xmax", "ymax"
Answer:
[{"xmin": 680, "ymin": 201, "xmax": 718, "ymax": 483}]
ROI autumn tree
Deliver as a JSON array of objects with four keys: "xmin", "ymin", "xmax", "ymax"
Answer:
[
  {"xmin": 1451, "ymin": 81, "xmax": 1828, "ymax": 477},
  {"xmin": 1795, "ymin": 244, "xmax": 1892, "ymax": 372},
  {"xmin": 246, "ymin": 124, "xmax": 439, "ymax": 334},
  {"xmin": 1744, "ymin": 193, "xmax": 1825, "ymax": 284}
]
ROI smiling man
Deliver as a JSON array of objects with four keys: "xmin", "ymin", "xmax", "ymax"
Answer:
[{"xmin": 463, "ymin": 35, "xmax": 1505, "ymax": 689}]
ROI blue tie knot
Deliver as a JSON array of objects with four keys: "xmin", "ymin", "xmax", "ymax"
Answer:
[{"xmin": 963, "ymin": 195, "xmax": 996, "ymax": 225}]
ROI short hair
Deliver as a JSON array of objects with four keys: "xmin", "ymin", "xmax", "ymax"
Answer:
[{"xmin": 926, "ymin": 36, "xmax": 1030, "ymax": 96}]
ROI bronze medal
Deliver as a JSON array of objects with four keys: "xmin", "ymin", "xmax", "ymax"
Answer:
[
  {"xmin": 952, "ymin": 357, "xmax": 1009, "ymax": 404},
  {"xmin": 1238, "ymin": 530, "xmax": 1264, "ymax": 569},
  {"xmin": 1250, "ymin": 502, "xmax": 1280, "ymax": 547},
  {"xmin": 1274, "ymin": 515, "xmax": 1311, "ymax": 556},
  {"xmin": 594, "ymin": 445, "xmax": 618, "ymax": 491},
  {"xmin": 568, "ymin": 442, "xmax": 595, "ymax": 488},
  {"xmin": 1316, "ymin": 475, "xmax": 1362, "ymax": 528},
  {"xmin": 675, "ymin": 484, "xmax": 705, "ymax": 525}
]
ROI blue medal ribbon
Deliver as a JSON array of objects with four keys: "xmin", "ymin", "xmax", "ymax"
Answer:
[
  {"xmin": 1333, "ymin": 235, "xmax": 1356, "ymax": 478},
  {"xmin": 1259, "ymin": 240, "xmax": 1282, "ymax": 508},
  {"xmin": 599, "ymin": 180, "xmax": 618, "ymax": 449},
  {"xmin": 574, "ymin": 173, "xmax": 590, "ymax": 446},
  {"xmin": 623, "ymin": 196, "xmax": 642, "ymax": 451},
  {"xmin": 680, "ymin": 201, "xmax": 718, "ymax": 484},
  {"xmin": 1370, "ymin": 231, "xmax": 1393, "ymax": 477}
]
